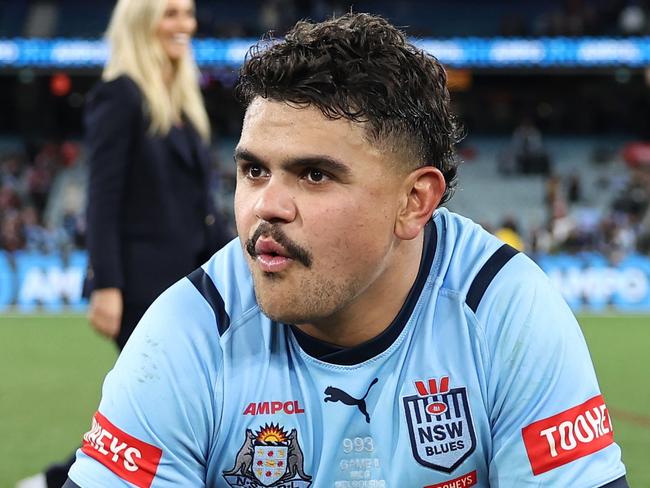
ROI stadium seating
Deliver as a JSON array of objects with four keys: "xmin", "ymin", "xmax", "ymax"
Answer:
[{"xmin": 447, "ymin": 136, "xmax": 629, "ymax": 236}]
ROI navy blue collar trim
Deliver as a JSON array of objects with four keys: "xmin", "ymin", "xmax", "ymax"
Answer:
[{"xmin": 291, "ymin": 221, "xmax": 437, "ymax": 366}]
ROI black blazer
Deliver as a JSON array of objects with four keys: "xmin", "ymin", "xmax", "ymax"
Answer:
[{"xmin": 84, "ymin": 75, "xmax": 230, "ymax": 307}]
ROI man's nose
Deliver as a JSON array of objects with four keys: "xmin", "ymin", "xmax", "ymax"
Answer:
[{"xmin": 253, "ymin": 181, "xmax": 297, "ymax": 224}]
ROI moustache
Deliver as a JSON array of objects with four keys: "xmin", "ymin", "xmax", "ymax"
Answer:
[{"xmin": 246, "ymin": 223, "xmax": 313, "ymax": 268}]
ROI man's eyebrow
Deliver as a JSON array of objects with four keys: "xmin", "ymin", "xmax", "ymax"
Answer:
[
  {"xmin": 233, "ymin": 147, "xmax": 265, "ymax": 166},
  {"xmin": 234, "ymin": 147, "xmax": 352, "ymax": 177}
]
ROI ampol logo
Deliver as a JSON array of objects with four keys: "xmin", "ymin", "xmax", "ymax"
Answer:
[{"xmin": 243, "ymin": 400, "xmax": 305, "ymax": 416}]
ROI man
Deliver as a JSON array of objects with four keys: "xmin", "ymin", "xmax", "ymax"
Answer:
[{"xmin": 65, "ymin": 13, "xmax": 627, "ymax": 487}]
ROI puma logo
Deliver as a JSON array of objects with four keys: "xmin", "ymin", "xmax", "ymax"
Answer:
[{"xmin": 323, "ymin": 378, "xmax": 378, "ymax": 423}]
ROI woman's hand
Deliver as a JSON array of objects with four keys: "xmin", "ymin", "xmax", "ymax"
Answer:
[{"xmin": 88, "ymin": 288, "xmax": 123, "ymax": 339}]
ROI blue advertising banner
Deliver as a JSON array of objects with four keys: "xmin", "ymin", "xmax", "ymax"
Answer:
[
  {"xmin": 0, "ymin": 251, "xmax": 649, "ymax": 313},
  {"xmin": 536, "ymin": 253, "xmax": 650, "ymax": 313},
  {"xmin": 0, "ymin": 250, "xmax": 87, "ymax": 312},
  {"xmin": 2, "ymin": 37, "xmax": 650, "ymax": 69}
]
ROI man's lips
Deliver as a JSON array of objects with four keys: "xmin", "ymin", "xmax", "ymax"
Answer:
[
  {"xmin": 255, "ymin": 238, "xmax": 289, "ymax": 257},
  {"xmin": 253, "ymin": 238, "xmax": 294, "ymax": 272},
  {"xmin": 256, "ymin": 254, "xmax": 293, "ymax": 272},
  {"xmin": 245, "ymin": 222, "xmax": 313, "ymax": 269}
]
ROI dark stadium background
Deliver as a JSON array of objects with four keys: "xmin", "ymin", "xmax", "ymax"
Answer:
[{"xmin": 1, "ymin": 1, "xmax": 649, "ymax": 486}]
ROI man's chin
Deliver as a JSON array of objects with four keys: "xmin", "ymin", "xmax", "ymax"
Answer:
[
  {"xmin": 257, "ymin": 300, "xmax": 293, "ymax": 323},
  {"xmin": 252, "ymin": 280, "xmax": 332, "ymax": 325},
  {"xmin": 257, "ymin": 299, "xmax": 314, "ymax": 326}
]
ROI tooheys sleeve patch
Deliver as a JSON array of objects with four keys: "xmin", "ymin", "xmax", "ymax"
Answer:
[
  {"xmin": 521, "ymin": 395, "xmax": 614, "ymax": 476},
  {"xmin": 81, "ymin": 411, "xmax": 163, "ymax": 488}
]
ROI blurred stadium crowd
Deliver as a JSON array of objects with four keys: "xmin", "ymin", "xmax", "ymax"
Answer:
[
  {"xmin": 2, "ymin": 0, "xmax": 650, "ymax": 258},
  {"xmin": 2, "ymin": 132, "xmax": 650, "ymax": 259},
  {"xmin": 0, "ymin": 140, "xmax": 85, "ymax": 254},
  {"xmin": 5, "ymin": 0, "xmax": 650, "ymax": 38},
  {"xmin": 483, "ymin": 135, "xmax": 650, "ymax": 258}
]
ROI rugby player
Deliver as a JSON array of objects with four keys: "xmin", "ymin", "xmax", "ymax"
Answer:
[{"xmin": 65, "ymin": 13, "xmax": 627, "ymax": 488}]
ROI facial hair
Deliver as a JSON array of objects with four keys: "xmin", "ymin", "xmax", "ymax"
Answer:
[{"xmin": 245, "ymin": 222, "xmax": 313, "ymax": 268}]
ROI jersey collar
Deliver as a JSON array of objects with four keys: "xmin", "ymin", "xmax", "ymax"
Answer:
[{"xmin": 290, "ymin": 220, "xmax": 437, "ymax": 365}]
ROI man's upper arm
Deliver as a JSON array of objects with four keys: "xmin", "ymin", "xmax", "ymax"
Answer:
[
  {"xmin": 477, "ymin": 255, "xmax": 626, "ymax": 486},
  {"xmin": 67, "ymin": 277, "xmax": 224, "ymax": 487}
]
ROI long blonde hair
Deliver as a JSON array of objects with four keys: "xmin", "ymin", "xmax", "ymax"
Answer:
[{"xmin": 103, "ymin": 0, "xmax": 210, "ymax": 142}]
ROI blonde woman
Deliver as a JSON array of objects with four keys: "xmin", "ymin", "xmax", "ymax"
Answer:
[
  {"xmin": 19, "ymin": 1, "xmax": 229, "ymax": 486},
  {"xmin": 83, "ymin": 0, "xmax": 231, "ymax": 350}
]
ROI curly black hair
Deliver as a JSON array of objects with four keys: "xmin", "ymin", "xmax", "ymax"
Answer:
[{"xmin": 236, "ymin": 13, "xmax": 463, "ymax": 204}]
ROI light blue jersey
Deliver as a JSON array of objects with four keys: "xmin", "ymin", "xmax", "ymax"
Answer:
[{"xmin": 68, "ymin": 209, "xmax": 626, "ymax": 488}]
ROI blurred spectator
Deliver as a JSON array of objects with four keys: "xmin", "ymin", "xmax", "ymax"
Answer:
[
  {"xmin": 544, "ymin": 173, "xmax": 563, "ymax": 218},
  {"xmin": 499, "ymin": 117, "xmax": 552, "ymax": 175},
  {"xmin": 612, "ymin": 178, "xmax": 648, "ymax": 220},
  {"xmin": 60, "ymin": 141, "xmax": 80, "ymax": 168},
  {"xmin": 0, "ymin": 210, "xmax": 24, "ymax": 252},
  {"xmin": 1, "ymin": 155, "xmax": 25, "ymax": 190},
  {"xmin": 512, "ymin": 117, "xmax": 551, "ymax": 175},
  {"xmin": 0, "ymin": 184, "xmax": 22, "ymax": 212},
  {"xmin": 22, "ymin": 205, "xmax": 48, "ymax": 252},
  {"xmin": 495, "ymin": 216, "xmax": 525, "ymax": 251},
  {"xmin": 530, "ymin": 224, "xmax": 554, "ymax": 255},
  {"xmin": 567, "ymin": 172, "xmax": 583, "ymax": 204},
  {"xmin": 61, "ymin": 209, "xmax": 85, "ymax": 249},
  {"xmin": 635, "ymin": 164, "xmax": 650, "ymax": 253},
  {"xmin": 549, "ymin": 198, "xmax": 577, "ymax": 251},
  {"xmin": 26, "ymin": 144, "xmax": 57, "ymax": 213}
]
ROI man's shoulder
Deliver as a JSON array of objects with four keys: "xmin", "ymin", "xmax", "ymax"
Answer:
[
  {"xmin": 437, "ymin": 213, "xmax": 579, "ymax": 349},
  {"xmin": 190, "ymin": 239, "xmax": 261, "ymax": 336},
  {"xmin": 127, "ymin": 240, "xmax": 265, "ymax": 371},
  {"xmin": 436, "ymin": 210, "xmax": 514, "ymax": 284},
  {"xmin": 435, "ymin": 209, "xmax": 550, "ymax": 313}
]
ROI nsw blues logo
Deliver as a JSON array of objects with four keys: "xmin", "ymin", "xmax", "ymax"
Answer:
[
  {"xmin": 223, "ymin": 423, "xmax": 312, "ymax": 487},
  {"xmin": 402, "ymin": 376, "xmax": 476, "ymax": 473}
]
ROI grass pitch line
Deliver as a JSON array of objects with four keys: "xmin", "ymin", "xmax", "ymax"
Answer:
[{"xmin": 610, "ymin": 408, "xmax": 650, "ymax": 429}]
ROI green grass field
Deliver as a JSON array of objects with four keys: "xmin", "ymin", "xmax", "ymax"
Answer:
[{"xmin": 1, "ymin": 314, "xmax": 648, "ymax": 487}]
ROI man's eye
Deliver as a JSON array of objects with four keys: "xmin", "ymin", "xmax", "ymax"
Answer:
[
  {"xmin": 305, "ymin": 168, "xmax": 327, "ymax": 183},
  {"xmin": 247, "ymin": 165, "xmax": 264, "ymax": 178}
]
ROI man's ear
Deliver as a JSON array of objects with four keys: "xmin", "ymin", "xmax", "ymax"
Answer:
[{"xmin": 395, "ymin": 166, "xmax": 446, "ymax": 240}]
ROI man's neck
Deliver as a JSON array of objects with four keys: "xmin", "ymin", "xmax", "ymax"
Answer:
[{"xmin": 294, "ymin": 232, "xmax": 425, "ymax": 348}]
